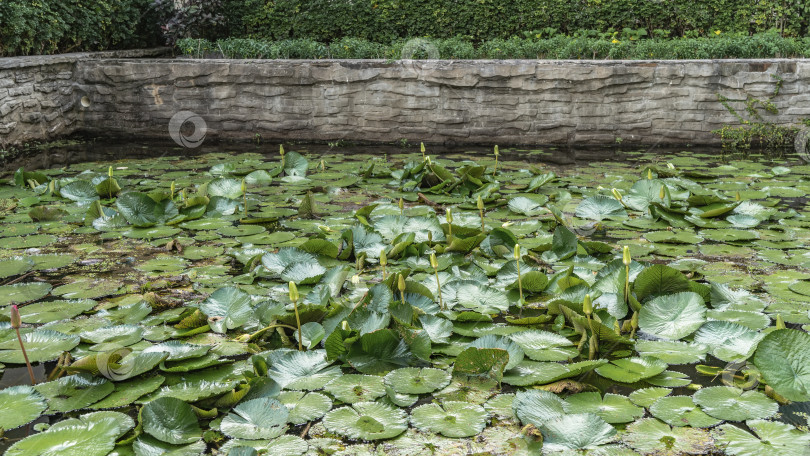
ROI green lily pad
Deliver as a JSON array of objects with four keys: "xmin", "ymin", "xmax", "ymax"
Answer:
[
  {"xmin": 0, "ymin": 329, "xmax": 80, "ymax": 363},
  {"xmin": 383, "ymin": 367, "xmax": 451, "ymax": 395},
  {"xmin": 691, "ymin": 386, "xmax": 778, "ymax": 421},
  {"xmin": 595, "ymin": 357, "xmax": 668, "ymax": 383},
  {"xmin": 221, "ymin": 398, "xmax": 289, "ymax": 439},
  {"xmin": 751, "ymin": 328, "xmax": 810, "ymax": 402},
  {"xmin": 649, "ymin": 395, "xmax": 721, "ymax": 428},
  {"xmin": 638, "ymin": 292, "xmax": 707, "ymax": 340},
  {"xmin": 715, "ymin": 419, "xmax": 810, "ymax": 456},
  {"xmin": 325, "ymin": 374, "xmax": 386, "ymax": 403},
  {"xmin": 622, "ymin": 418, "xmax": 714, "ymax": 455},
  {"xmin": 0, "ymin": 282, "xmax": 52, "ymax": 306},
  {"xmin": 0, "ymin": 385, "xmax": 48, "ymax": 430},
  {"xmin": 323, "ymin": 401, "xmax": 407, "ymax": 441},
  {"xmin": 409, "ymin": 401, "xmax": 489, "ymax": 438},
  {"xmin": 4, "ymin": 411, "xmax": 134, "ymax": 456},
  {"xmin": 563, "ymin": 392, "xmax": 644, "ymax": 424},
  {"xmin": 278, "ymin": 391, "xmax": 332, "ymax": 424},
  {"xmin": 34, "ymin": 373, "xmax": 114, "ymax": 412},
  {"xmin": 142, "ymin": 397, "xmax": 202, "ymax": 444}
]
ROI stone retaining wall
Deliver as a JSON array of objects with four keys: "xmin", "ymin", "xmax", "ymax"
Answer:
[{"xmin": 2, "ymin": 53, "xmax": 809, "ymax": 147}]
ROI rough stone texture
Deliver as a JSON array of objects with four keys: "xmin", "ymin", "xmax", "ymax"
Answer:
[
  {"xmin": 2, "ymin": 53, "xmax": 809, "ymax": 147},
  {"xmin": 0, "ymin": 49, "xmax": 169, "ymax": 147}
]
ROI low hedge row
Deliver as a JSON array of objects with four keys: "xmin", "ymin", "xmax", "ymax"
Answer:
[
  {"xmin": 230, "ymin": 0, "xmax": 810, "ymax": 43},
  {"xmin": 177, "ymin": 33, "xmax": 810, "ymax": 60}
]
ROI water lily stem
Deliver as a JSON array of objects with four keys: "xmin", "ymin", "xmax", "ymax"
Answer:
[
  {"xmin": 434, "ymin": 269, "xmax": 443, "ymax": 310},
  {"xmin": 14, "ymin": 328, "xmax": 36, "ymax": 385},
  {"xmin": 293, "ymin": 300, "xmax": 303, "ymax": 351}
]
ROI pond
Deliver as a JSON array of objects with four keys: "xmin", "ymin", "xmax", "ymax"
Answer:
[{"xmin": 0, "ymin": 140, "xmax": 808, "ymax": 455}]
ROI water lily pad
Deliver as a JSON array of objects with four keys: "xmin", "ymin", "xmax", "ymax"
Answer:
[
  {"xmin": 17, "ymin": 299, "xmax": 96, "ymax": 324},
  {"xmin": 540, "ymin": 413, "xmax": 618, "ymax": 452},
  {"xmin": 142, "ymin": 397, "xmax": 202, "ymax": 444},
  {"xmin": 622, "ymin": 418, "xmax": 714, "ymax": 455},
  {"xmin": 0, "ymin": 257, "xmax": 33, "ymax": 278},
  {"xmin": 325, "ymin": 374, "xmax": 386, "ymax": 403},
  {"xmin": 34, "ymin": 373, "xmax": 114, "ymax": 412},
  {"xmin": 715, "ymin": 419, "xmax": 810, "ymax": 456},
  {"xmin": 691, "ymin": 386, "xmax": 778, "ymax": 421},
  {"xmin": 278, "ymin": 391, "xmax": 332, "ymax": 424},
  {"xmin": 0, "ymin": 385, "xmax": 47, "ymax": 430},
  {"xmin": 634, "ymin": 340, "xmax": 708, "ymax": 364},
  {"xmin": 649, "ymin": 395, "xmax": 721, "ymax": 428},
  {"xmin": 508, "ymin": 329, "xmax": 578, "ymax": 362},
  {"xmin": 595, "ymin": 357, "xmax": 668, "ymax": 383},
  {"xmin": 563, "ymin": 392, "xmax": 644, "ymax": 424},
  {"xmin": 323, "ymin": 401, "xmax": 407, "ymax": 441},
  {"xmin": 261, "ymin": 247, "xmax": 326, "ymax": 284},
  {"xmin": 4, "ymin": 411, "xmax": 134, "ymax": 456},
  {"xmin": 628, "ymin": 387, "xmax": 672, "ymax": 407},
  {"xmin": 409, "ymin": 401, "xmax": 489, "ymax": 438},
  {"xmin": 199, "ymin": 286, "xmax": 253, "ymax": 333},
  {"xmin": 751, "ymin": 328, "xmax": 810, "ymax": 402},
  {"xmin": 0, "ymin": 329, "xmax": 80, "ymax": 363},
  {"xmin": 638, "ymin": 292, "xmax": 707, "ymax": 340},
  {"xmin": 221, "ymin": 398, "xmax": 289, "ymax": 439},
  {"xmin": 0, "ymin": 282, "xmax": 52, "ymax": 306},
  {"xmin": 266, "ymin": 349, "xmax": 342, "ymax": 390},
  {"xmin": 0, "ymin": 234, "xmax": 57, "ymax": 249},
  {"xmin": 383, "ymin": 367, "xmax": 451, "ymax": 395}
]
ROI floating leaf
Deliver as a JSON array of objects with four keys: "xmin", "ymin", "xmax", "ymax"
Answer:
[
  {"xmin": 410, "ymin": 401, "xmax": 488, "ymax": 438},
  {"xmin": 142, "ymin": 397, "xmax": 202, "ymax": 444},
  {"xmin": 638, "ymin": 292, "xmax": 707, "ymax": 340},
  {"xmin": 4, "ymin": 411, "xmax": 133, "ymax": 456},
  {"xmin": 540, "ymin": 413, "xmax": 617, "ymax": 452},
  {"xmin": 649, "ymin": 395, "xmax": 721, "ymax": 428},
  {"xmin": 384, "ymin": 367, "xmax": 451, "ymax": 395},
  {"xmin": 0, "ymin": 385, "xmax": 47, "ymax": 430},
  {"xmin": 0, "ymin": 329, "xmax": 80, "ymax": 363},
  {"xmin": 563, "ymin": 392, "xmax": 644, "ymax": 424},
  {"xmin": 595, "ymin": 357, "xmax": 668, "ymax": 383},
  {"xmin": 715, "ymin": 419, "xmax": 810, "ymax": 456},
  {"xmin": 266, "ymin": 349, "xmax": 342, "ymax": 390},
  {"xmin": 691, "ymin": 386, "xmax": 778, "ymax": 421},
  {"xmin": 199, "ymin": 287, "xmax": 254, "ymax": 333},
  {"xmin": 278, "ymin": 391, "xmax": 332, "ymax": 424},
  {"xmin": 221, "ymin": 398, "xmax": 289, "ymax": 439},
  {"xmin": 623, "ymin": 418, "xmax": 714, "ymax": 455},
  {"xmin": 751, "ymin": 328, "xmax": 810, "ymax": 402},
  {"xmin": 323, "ymin": 401, "xmax": 407, "ymax": 441},
  {"xmin": 34, "ymin": 373, "xmax": 114, "ymax": 412},
  {"xmin": 325, "ymin": 374, "xmax": 386, "ymax": 403}
]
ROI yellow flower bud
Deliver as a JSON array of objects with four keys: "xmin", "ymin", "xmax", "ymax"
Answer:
[
  {"xmin": 775, "ymin": 314, "xmax": 785, "ymax": 329},
  {"xmin": 513, "ymin": 243, "xmax": 521, "ymax": 260},
  {"xmin": 429, "ymin": 252, "xmax": 438, "ymax": 269},
  {"xmin": 398, "ymin": 274, "xmax": 406, "ymax": 293},
  {"xmin": 420, "ymin": 142, "xmax": 426, "ymax": 153},
  {"xmin": 647, "ymin": 169, "xmax": 653, "ymax": 179},
  {"xmin": 611, "ymin": 188, "xmax": 623, "ymax": 201},
  {"xmin": 288, "ymin": 281, "xmax": 299, "ymax": 302},
  {"xmin": 583, "ymin": 294, "xmax": 593, "ymax": 316},
  {"xmin": 108, "ymin": 166, "xmax": 113, "ymax": 178},
  {"xmin": 659, "ymin": 185, "xmax": 666, "ymax": 200},
  {"xmin": 494, "ymin": 145, "xmax": 499, "ymax": 156},
  {"xmin": 477, "ymin": 195, "xmax": 484, "ymax": 211},
  {"xmin": 380, "ymin": 248, "xmax": 387, "ymax": 266},
  {"xmin": 622, "ymin": 245, "xmax": 631, "ymax": 266},
  {"xmin": 279, "ymin": 144, "xmax": 285, "ymax": 156},
  {"xmin": 445, "ymin": 208, "xmax": 453, "ymax": 224},
  {"xmin": 631, "ymin": 311, "xmax": 639, "ymax": 329}
]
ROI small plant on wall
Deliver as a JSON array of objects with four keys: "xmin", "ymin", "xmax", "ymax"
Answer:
[{"xmin": 714, "ymin": 73, "xmax": 801, "ymax": 153}]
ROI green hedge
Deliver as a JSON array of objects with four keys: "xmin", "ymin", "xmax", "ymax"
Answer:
[
  {"xmin": 230, "ymin": 0, "xmax": 810, "ymax": 43},
  {"xmin": 0, "ymin": 0, "xmax": 160, "ymax": 56},
  {"xmin": 178, "ymin": 33, "xmax": 810, "ymax": 60}
]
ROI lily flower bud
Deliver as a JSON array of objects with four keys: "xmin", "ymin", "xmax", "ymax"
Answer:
[
  {"xmin": 288, "ymin": 281, "xmax": 299, "ymax": 303},
  {"xmin": 622, "ymin": 245, "xmax": 631, "ymax": 266},
  {"xmin": 583, "ymin": 294, "xmax": 593, "ymax": 316},
  {"xmin": 10, "ymin": 305, "xmax": 21, "ymax": 329}
]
